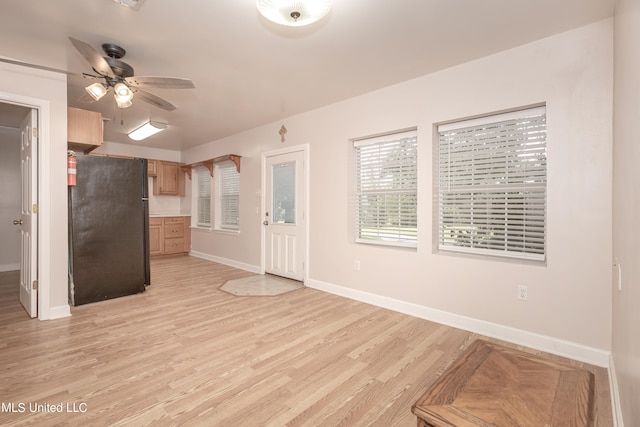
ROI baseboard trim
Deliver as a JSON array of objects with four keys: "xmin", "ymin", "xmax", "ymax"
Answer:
[
  {"xmin": 45, "ymin": 304, "xmax": 71, "ymax": 320},
  {"xmin": 0, "ymin": 263, "xmax": 20, "ymax": 273},
  {"xmin": 190, "ymin": 251, "xmax": 261, "ymax": 274},
  {"xmin": 305, "ymin": 278, "xmax": 610, "ymax": 368},
  {"xmin": 608, "ymin": 355, "xmax": 624, "ymax": 427}
]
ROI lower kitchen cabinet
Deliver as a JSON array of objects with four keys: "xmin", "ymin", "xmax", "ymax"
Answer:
[
  {"xmin": 149, "ymin": 217, "xmax": 163, "ymax": 256},
  {"xmin": 149, "ymin": 216, "xmax": 191, "ymax": 257}
]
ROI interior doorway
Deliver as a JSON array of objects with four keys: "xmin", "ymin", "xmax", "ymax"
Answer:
[{"xmin": 0, "ymin": 101, "xmax": 39, "ymax": 317}]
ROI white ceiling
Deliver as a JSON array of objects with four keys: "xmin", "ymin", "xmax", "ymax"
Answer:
[{"xmin": 0, "ymin": 0, "xmax": 613, "ymax": 151}]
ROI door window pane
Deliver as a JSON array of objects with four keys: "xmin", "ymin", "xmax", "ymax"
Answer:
[{"xmin": 272, "ymin": 162, "xmax": 295, "ymax": 224}]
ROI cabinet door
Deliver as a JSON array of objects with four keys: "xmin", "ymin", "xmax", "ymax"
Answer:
[
  {"xmin": 159, "ymin": 162, "xmax": 178, "ymax": 195},
  {"xmin": 147, "ymin": 160, "xmax": 157, "ymax": 177},
  {"xmin": 67, "ymin": 107, "xmax": 103, "ymax": 153},
  {"xmin": 149, "ymin": 218, "xmax": 163, "ymax": 256},
  {"xmin": 154, "ymin": 161, "xmax": 185, "ymax": 196}
]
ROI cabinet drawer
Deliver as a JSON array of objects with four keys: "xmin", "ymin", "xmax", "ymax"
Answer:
[
  {"xmin": 149, "ymin": 217, "xmax": 163, "ymax": 226},
  {"xmin": 164, "ymin": 216, "xmax": 184, "ymax": 225},
  {"xmin": 163, "ymin": 238, "xmax": 185, "ymax": 254},
  {"xmin": 164, "ymin": 223, "xmax": 184, "ymax": 238}
]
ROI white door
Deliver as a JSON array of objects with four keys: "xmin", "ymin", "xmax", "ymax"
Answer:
[
  {"xmin": 18, "ymin": 109, "xmax": 38, "ymax": 317},
  {"xmin": 264, "ymin": 150, "xmax": 305, "ymax": 281}
]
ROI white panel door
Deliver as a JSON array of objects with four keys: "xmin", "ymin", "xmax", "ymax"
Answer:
[
  {"xmin": 264, "ymin": 151, "xmax": 305, "ymax": 281},
  {"xmin": 18, "ymin": 109, "xmax": 38, "ymax": 317}
]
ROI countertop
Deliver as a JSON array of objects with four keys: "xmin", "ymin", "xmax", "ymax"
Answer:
[{"xmin": 149, "ymin": 213, "xmax": 191, "ymax": 218}]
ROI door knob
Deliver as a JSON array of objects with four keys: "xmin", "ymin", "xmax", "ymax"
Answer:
[
  {"xmin": 13, "ymin": 219, "xmax": 23, "ymax": 225},
  {"xmin": 263, "ymin": 220, "xmax": 269, "ymax": 226}
]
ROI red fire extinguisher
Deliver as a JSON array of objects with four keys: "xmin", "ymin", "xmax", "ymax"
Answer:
[{"xmin": 67, "ymin": 152, "xmax": 77, "ymax": 186}]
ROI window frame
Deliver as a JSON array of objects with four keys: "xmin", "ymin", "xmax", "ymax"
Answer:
[
  {"xmin": 435, "ymin": 105, "xmax": 547, "ymax": 262},
  {"xmin": 192, "ymin": 166, "xmax": 212, "ymax": 229},
  {"xmin": 353, "ymin": 129, "xmax": 418, "ymax": 248},
  {"xmin": 214, "ymin": 160, "xmax": 240, "ymax": 232}
]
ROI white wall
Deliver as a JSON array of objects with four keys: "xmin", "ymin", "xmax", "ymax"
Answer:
[
  {"xmin": 612, "ymin": 0, "xmax": 640, "ymax": 425},
  {"xmin": 0, "ymin": 62, "xmax": 69, "ymax": 319},
  {"xmin": 0, "ymin": 127, "xmax": 21, "ymax": 271},
  {"xmin": 183, "ymin": 20, "xmax": 614, "ymax": 362}
]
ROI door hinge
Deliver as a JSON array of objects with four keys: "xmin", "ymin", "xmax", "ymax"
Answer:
[
  {"xmin": 32, "ymin": 280, "xmax": 38, "ymax": 290},
  {"xmin": 32, "ymin": 204, "xmax": 38, "ymax": 214},
  {"xmin": 33, "ymin": 128, "xmax": 38, "ymax": 138}
]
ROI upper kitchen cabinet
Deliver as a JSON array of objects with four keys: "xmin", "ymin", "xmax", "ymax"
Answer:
[
  {"xmin": 147, "ymin": 159, "xmax": 157, "ymax": 177},
  {"xmin": 153, "ymin": 161, "xmax": 185, "ymax": 196},
  {"xmin": 67, "ymin": 107, "xmax": 103, "ymax": 153}
]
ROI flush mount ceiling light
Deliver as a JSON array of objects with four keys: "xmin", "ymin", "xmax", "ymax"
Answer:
[
  {"xmin": 256, "ymin": 0, "xmax": 333, "ymax": 27},
  {"xmin": 128, "ymin": 121, "xmax": 167, "ymax": 141}
]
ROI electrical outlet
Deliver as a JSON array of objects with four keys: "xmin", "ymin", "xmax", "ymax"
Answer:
[
  {"xmin": 354, "ymin": 260, "xmax": 361, "ymax": 271},
  {"xmin": 517, "ymin": 285, "xmax": 528, "ymax": 301}
]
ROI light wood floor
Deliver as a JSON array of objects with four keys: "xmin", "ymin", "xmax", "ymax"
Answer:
[{"xmin": 0, "ymin": 256, "xmax": 613, "ymax": 426}]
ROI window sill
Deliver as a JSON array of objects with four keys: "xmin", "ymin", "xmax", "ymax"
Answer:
[
  {"xmin": 355, "ymin": 238, "xmax": 417, "ymax": 250},
  {"xmin": 191, "ymin": 225, "xmax": 212, "ymax": 232},
  {"xmin": 214, "ymin": 228, "xmax": 240, "ymax": 236},
  {"xmin": 435, "ymin": 247, "xmax": 547, "ymax": 267}
]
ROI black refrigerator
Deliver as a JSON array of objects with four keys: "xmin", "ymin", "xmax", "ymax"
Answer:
[{"xmin": 68, "ymin": 155, "xmax": 150, "ymax": 306}]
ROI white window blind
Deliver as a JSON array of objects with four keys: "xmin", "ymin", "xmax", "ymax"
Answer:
[
  {"xmin": 218, "ymin": 163, "xmax": 239, "ymax": 230},
  {"xmin": 355, "ymin": 130, "xmax": 417, "ymax": 247},
  {"xmin": 437, "ymin": 106, "xmax": 547, "ymax": 261},
  {"xmin": 195, "ymin": 167, "xmax": 211, "ymax": 227}
]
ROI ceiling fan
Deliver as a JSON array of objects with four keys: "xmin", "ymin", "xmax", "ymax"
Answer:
[
  {"xmin": 0, "ymin": 37, "xmax": 194, "ymax": 112},
  {"xmin": 68, "ymin": 37, "xmax": 194, "ymax": 111}
]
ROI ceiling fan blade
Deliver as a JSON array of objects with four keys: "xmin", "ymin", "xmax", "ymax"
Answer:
[
  {"xmin": 125, "ymin": 76, "xmax": 195, "ymax": 89},
  {"xmin": 0, "ymin": 57, "xmax": 81, "ymax": 76},
  {"xmin": 68, "ymin": 37, "xmax": 115, "ymax": 78},
  {"xmin": 133, "ymin": 88, "xmax": 177, "ymax": 111}
]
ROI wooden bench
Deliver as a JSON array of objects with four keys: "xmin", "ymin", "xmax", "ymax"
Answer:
[{"xmin": 412, "ymin": 339, "xmax": 594, "ymax": 427}]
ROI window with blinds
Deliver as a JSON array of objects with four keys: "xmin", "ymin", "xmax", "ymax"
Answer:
[
  {"xmin": 354, "ymin": 130, "xmax": 417, "ymax": 247},
  {"xmin": 215, "ymin": 162, "xmax": 240, "ymax": 230},
  {"xmin": 437, "ymin": 106, "xmax": 547, "ymax": 261},
  {"xmin": 195, "ymin": 167, "xmax": 211, "ymax": 227}
]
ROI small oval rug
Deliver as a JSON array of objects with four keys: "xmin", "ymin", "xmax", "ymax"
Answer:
[{"xmin": 221, "ymin": 274, "xmax": 304, "ymax": 296}]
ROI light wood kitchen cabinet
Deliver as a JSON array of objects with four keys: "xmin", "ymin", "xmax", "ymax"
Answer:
[
  {"xmin": 147, "ymin": 159, "xmax": 157, "ymax": 177},
  {"xmin": 153, "ymin": 161, "xmax": 185, "ymax": 196},
  {"xmin": 149, "ymin": 216, "xmax": 191, "ymax": 257},
  {"xmin": 67, "ymin": 107, "xmax": 103, "ymax": 153},
  {"xmin": 149, "ymin": 217, "xmax": 163, "ymax": 256}
]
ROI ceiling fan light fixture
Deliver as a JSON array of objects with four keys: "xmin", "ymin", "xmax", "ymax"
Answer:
[
  {"xmin": 128, "ymin": 121, "xmax": 168, "ymax": 141},
  {"xmin": 85, "ymin": 82, "xmax": 108, "ymax": 101},
  {"xmin": 114, "ymin": 82, "xmax": 133, "ymax": 99},
  {"xmin": 113, "ymin": 82, "xmax": 134, "ymax": 108},
  {"xmin": 256, "ymin": 0, "xmax": 333, "ymax": 27},
  {"xmin": 115, "ymin": 97, "xmax": 133, "ymax": 108}
]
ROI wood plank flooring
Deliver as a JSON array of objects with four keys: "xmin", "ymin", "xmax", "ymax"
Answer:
[{"xmin": 0, "ymin": 256, "xmax": 613, "ymax": 426}]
